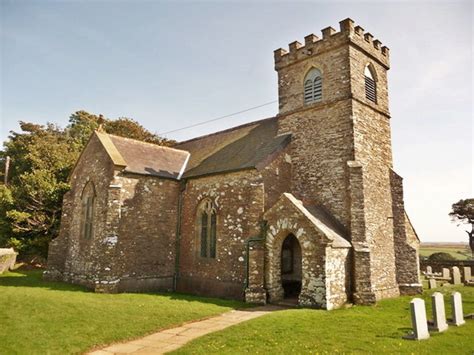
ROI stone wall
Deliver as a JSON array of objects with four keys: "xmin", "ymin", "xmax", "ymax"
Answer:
[
  {"xmin": 113, "ymin": 174, "xmax": 180, "ymax": 292},
  {"xmin": 177, "ymin": 170, "xmax": 265, "ymax": 300},
  {"xmin": 390, "ymin": 170, "xmax": 422, "ymax": 295},
  {"xmin": 45, "ymin": 134, "xmax": 117, "ymax": 288}
]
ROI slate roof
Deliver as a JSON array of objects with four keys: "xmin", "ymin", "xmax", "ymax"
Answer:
[
  {"xmin": 95, "ymin": 132, "xmax": 189, "ymax": 179},
  {"xmin": 176, "ymin": 117, "xmax": 291, "ymax": 178}
]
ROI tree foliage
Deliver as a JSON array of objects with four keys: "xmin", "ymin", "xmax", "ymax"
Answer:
[
  {"xmin": 0, "ymin": 111, "xmax": 174, "ymax": 257},
  {"xmin": 449, "ymin": 198, "xmax": 474, "ymax": 255},
  {"xmin": 428, "ymin": 252, "xmax": 456, "ymax": 261}
]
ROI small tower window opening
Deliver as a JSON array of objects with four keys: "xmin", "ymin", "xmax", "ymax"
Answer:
[
  {"xmin": 81, "ymin": 182, "xmax": 95, "ymax": 239},
  {"xmin": 304, "ymin": 68, "xmax": 322, "ymax": 104},
  {"xmin": 364, "ymin": 65, "xmax": 377, "ymax": 104},
  {"xmin": 198, "ymin": 199, "xmax": 217, "ymax": 258}
]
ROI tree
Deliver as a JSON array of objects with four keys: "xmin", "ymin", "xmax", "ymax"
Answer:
[
  {"xmin": 449, "ymin": 198, "xmax": 474, "ymax": 256},
  {"xmin": 428, "ymin": 252, "xmax": 455, "ymax": 261},
  {"xmin": 0, "ymin": 111, "xmax": 174, "ymax": 258}
]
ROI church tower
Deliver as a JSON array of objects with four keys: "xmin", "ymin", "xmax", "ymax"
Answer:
[{"xmin": 274, "ymin": 18, "xmax": 420, "ymax": 304}]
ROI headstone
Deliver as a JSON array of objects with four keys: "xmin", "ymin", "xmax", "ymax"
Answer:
[
  {"xmin": 442, "ymin": 268, "xmax": 450, "ymax": 279},
  {"xmin": 403, "ymin": 298, "xmax": 430, "ymax": 340},
  {"xmin": 428, "ymin": 278, "xmax": 437, "ymax": 289},
  {"xmin": 430, "ymin": 292, "xmax": 448, "ymax": 332},
  {"xmin": 463, "ymin": 267, "xmax": 472, "ymax": 283},
  {"xmin": 426, "ymin": 266, "xmax": 433, "ymax": 274},
  {"xmin": 451, "ymin": 267, "xmax": 462, "ymax": 285},
  {"xmin": 450, "ymin": 292, "xmax": 465, "ymax": 326}
]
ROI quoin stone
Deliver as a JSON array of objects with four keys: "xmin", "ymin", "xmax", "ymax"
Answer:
[
  {"xmin": 44, "ymin": 18, "xmax": 423, "ymax": 309},
  {"xmin": 450, "ymin": 292, "xmax": 465, "ymax": 326},
  {"xmin": 451, "ymin": 267, "xmax": 462, "ymax": 285},
  {"xmin": 405, "ymin": 298, "xmax": 430, "ymax": 340},
  {"xmin": 428, "ymin": 278, "xmax": 437, "ymax": 289},
  {"xmin": 430, "ymin": 292, "xmax": 448, "ymax": 332}
]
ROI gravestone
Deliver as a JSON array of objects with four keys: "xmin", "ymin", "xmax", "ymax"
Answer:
[
  {"xmin": 451, "ymin": 267, "xmax": 462, "ymax": 285},
  {"xmin": 426, "ymin": 266, "xmax": 432, "ymax": 274},
  {"xmin": 430, "ymin": 292, "xmax": 448, "ymax": 332},
  {"xmin": 442, "ymin": 268, "xmax": 450, "ymax": 279},
  {"xmin": 403, "ymin": 298, "xmax": 430, "ymax": 340},
  {"xmin": 428, "ymin": 278, "xmax": 437, "ymax": 289},
  {"xmin": 463, "ymin": 267, "xmax": 472, "ymax": 283},
  {"xmin": 450, "ymin": 292, "xmax": 465, "ymax": 326}
]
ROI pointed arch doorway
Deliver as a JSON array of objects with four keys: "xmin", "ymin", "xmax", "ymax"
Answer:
[{"xmin": 280, "ymin": 234, "xmax": 302, "ymax": 302}]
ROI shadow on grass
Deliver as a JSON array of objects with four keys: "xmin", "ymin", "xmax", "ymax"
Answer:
[{"xmin": 0, "ymin": 269, "xmax": 249, "ymax": 308}]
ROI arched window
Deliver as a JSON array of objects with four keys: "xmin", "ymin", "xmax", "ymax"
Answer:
[
  {"xmin": 198, "ymin": 199, "xmax": 217, "ymax": 258},
  {"xmin": 81, "ymin": 182, "xmax": 95, "ymax": 239},
  {"xmin": 364, "ymin": 65, "xmax": 377, "ymax": 103},
  {"xmin": 304, "ymin": 68, "xmax": 322, "ymax": 104}
]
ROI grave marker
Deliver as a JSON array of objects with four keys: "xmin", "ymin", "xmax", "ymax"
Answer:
[{"xmin": 430, "ymin": 292, "xmax": 448, "ymax": 332}]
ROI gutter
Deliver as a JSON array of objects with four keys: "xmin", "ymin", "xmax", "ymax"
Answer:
[{"xmin": 173, "ymin": 180, "xmax": 186, "ymax": 291}]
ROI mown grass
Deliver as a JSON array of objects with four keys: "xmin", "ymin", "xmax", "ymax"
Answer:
[
  {"xmin": 419, "ymin": 246, "xmax": 472, "ymax": 260},
  {"xmin": 0, "ymin": 270, "xmax": 245, "ymax": 354},
  {"xmin": 173, "ymin": 286, "xmax": 474, "ymax": 355}
]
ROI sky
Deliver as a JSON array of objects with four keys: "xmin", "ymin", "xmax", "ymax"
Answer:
[{"xmin": 1, "ymin": 0, "xmax": 472, "ymax": 243}]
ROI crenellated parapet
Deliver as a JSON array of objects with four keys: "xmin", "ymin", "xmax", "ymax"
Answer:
[{"xmin": 274, "ymin": 18, "xmax": 390, "ymax": 70}]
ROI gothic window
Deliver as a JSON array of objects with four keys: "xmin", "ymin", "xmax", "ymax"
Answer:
[
  {"xmin": 304, "ymin": 68, "xmax": 322, "ymax": 104},
  {"xmin": 364, "ymin": 65, "xmax": 377, "ymax": 104},
  {"xmin": 198, "ymin": 199, "xmax": 217, "ymax": 258},
  {"xmin": 81, "ymin": 182, "xmax": 95, "ymax": 239}
]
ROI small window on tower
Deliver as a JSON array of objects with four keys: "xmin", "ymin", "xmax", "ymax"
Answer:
[
  {"xmin": 303, "ymin": 68, "xmax": 322, "ymax": 104},
  {"xmin": 364, "ymin": 65, "xmax": 377, "ymax": 104}
]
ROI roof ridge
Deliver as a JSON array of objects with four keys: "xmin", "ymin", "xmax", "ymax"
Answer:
[
  {"xmin": 176, "ymin": 116, "xmax": 277, "ymax": 146},
  {"xmin": 105, "ymin": 132, "xmax": 188, "ymax": 154}
]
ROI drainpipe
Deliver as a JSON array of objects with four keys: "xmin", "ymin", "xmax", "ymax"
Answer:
[{"xmin": 173, "ymin": 180, "xmax": 186, "ymax": 291}]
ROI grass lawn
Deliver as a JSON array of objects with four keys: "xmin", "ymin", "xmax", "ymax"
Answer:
[
  {"xmin": 0, "ymin": 270, "xmax": 245, "ymax": 354},
  {"xmin": 419, "ymin": 246, "xmax": 472, "ymax": 260},
  {"xmin": 173, "ymin": 286, "xmax": 474, "ymax": 355}
]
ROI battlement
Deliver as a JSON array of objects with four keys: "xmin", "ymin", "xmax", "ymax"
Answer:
[{"xmin": 274, "ymin": 18, "xmax": 390, "ymax": 70}]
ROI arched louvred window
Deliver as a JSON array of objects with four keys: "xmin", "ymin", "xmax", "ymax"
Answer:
[
  {"xmin": 198, "ymin": 199, "xmax": 217, "ymax": 258},
  {"xmin": 365, "ymin": 65, "xmax": 377, "ymax": 103},
  {"xmin": 81, "ymin": 181, "xmax": 96, "ymax": 239},
  {"xmin": 304, "ymin": 68, "xmax": 322, "ymax": 104}
]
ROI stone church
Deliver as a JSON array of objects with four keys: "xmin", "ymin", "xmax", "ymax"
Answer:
[{"xmin": 45, "ymin": 19, "xmax": 422, "ymax": 309}]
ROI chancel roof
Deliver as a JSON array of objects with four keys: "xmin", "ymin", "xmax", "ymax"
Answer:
[{"xmin": 95, "ymin": 132, "xmax": 189, "ymax": 179}]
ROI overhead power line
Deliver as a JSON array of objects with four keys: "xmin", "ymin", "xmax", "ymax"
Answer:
[{"xmin": 160, "ymin": 100, "xmax": 278, "ymax": 135}]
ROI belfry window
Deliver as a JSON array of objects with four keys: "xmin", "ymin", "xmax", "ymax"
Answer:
[
  {"xmin": 81, "ymin": 182, "xmax": 95, "ymax": 239},
  {"xmin": 198, "ymin": 199, "xmax": 217, "ymax": 258},
  {"xmin": 304, "ymin": 68, "xmax": 322, "ymax": 104},
  {"xmin": 364, "ymin": 65, "xmax": 377, "ymax": 103}
]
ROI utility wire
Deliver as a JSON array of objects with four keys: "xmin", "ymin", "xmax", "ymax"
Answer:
[{"xmin": 160, "ymin": 100, "xmax": 278, "ymax": 135}]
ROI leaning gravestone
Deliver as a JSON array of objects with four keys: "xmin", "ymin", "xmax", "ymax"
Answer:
[
  {"xmin": 428, "ymin": 278, "xmax": 437, "ymax": 289},
  {"xmin": 451, "ymin": 267, "xmax": 462, "ymax": 285},
  {"xmin": 430, "ymin": 292, "xmax": 448, "ymax": 332},
  {"xmin": 463, "ymin": 267, "xmax": 472, "ymax": 283},
  {"xmin": 404, "ymin": 298, "xmax": 430, "ymax": 340},
  {"xmin": 450, "ymin": 292, "xmax": 465, "ymax": 326},
  {"xmin": 0, "ymin": 248, "xmax": 17, "ymax": 274},
  {"xmin": 442, "ymin": 268, "xmax": 450, "ymax": 279}
]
